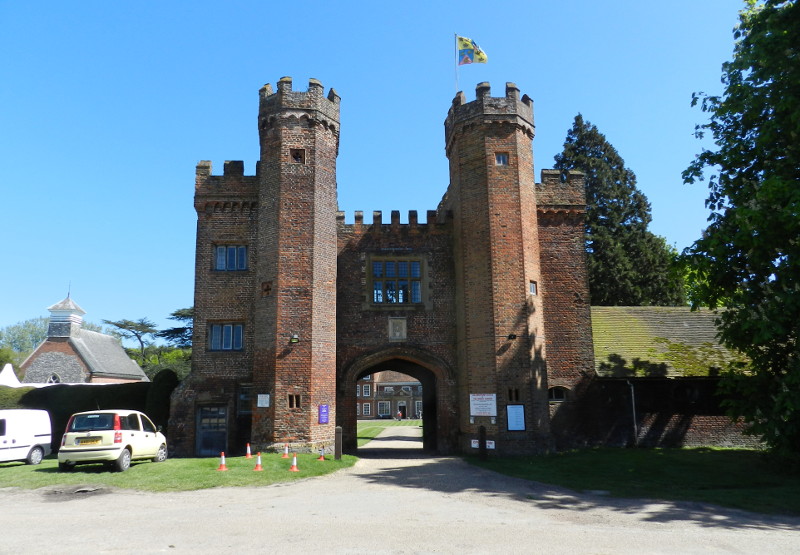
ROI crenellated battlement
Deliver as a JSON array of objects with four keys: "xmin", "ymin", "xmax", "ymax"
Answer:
[
  {"xmin": 194, "ymin": 160, "xmax": 258, "ymax": 213},
  {"xmin": 444, "ymin": 82, "xmax": 534, "ymax": 153},
  {"xmin": 336, "ymin": 209, "xmax": 451, "ymax": 234},
  {"xmin": 258, "ymin": 76, "xmax": 340, "ymax": 134},
  {"xmin": 536, "ymin": 169, "xmax": 587, "ymax": 213}
]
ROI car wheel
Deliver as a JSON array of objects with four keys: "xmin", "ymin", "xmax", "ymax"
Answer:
[
  {"xmin": 58, "ymin": 461, "xmax": 75, "ymax": 472},
  {"xmin": 153, "ymin": 443, "xmax": 167, "ymax": 463},
  {"xmin": 26, "ymin": 446, "xmax": 44, "ymax": 465},
  {"xmin": 115, "ymin": 448, "xmax": 131, "ymax": 472}
]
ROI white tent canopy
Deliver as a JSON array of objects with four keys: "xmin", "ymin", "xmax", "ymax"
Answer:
[{"xmin": 0, "ymin": 363, "xmax": 22, "ymax": 387}]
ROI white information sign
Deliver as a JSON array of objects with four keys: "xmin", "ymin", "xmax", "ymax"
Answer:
[
  {"xmin": 507, "ymin": 404, "xmax": 526, "ymax": 431},
  {"xmin": 469, "ymin": 393, "xmax": 497, "ymax": 417},
  {"xmin": 471, "ymin": 439, "xmax": 496, "ymax": 449},
  {"xmin": 257, "ymin": 394, "xmax": 270, "ymax": 408},
  {"xmin": 470, "ymin": 439, "xmax": 495, "ymax": 449}
]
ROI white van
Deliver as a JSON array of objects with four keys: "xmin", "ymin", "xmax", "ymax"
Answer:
[{"xmin": 0, "ymin": 409, "xmax": 53, "ymax": 465}]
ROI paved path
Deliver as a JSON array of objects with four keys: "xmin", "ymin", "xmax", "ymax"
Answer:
[{"xmin": 2, "ymin": 426, "xmax": 799, "ymax": 554}]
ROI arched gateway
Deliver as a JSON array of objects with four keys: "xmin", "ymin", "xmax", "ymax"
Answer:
[
  {"xmin": 168, "ymin": 78, "xmax": 594, "ymax": 458},
  {"xmin": 339, "ymin": 347, "xmax": 457, "ymax": 453}
]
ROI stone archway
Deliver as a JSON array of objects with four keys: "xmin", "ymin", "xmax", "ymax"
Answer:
[{"xmin": 338, "ymin": 347, "xmax": 457, "ymax": 454}]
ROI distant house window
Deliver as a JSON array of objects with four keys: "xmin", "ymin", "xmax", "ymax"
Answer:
[
  {"xmin": 215, "ymin": 246, "xmax": 248, "ymax": 271},
  {"xmin": 372, "ymin": 260, "xmax": 422, "ymax": 304},
  {"xmin": 356, "ymin": 385, "xmax": 360, "ymax": 397},
  {"xmin": 362, "ymin": 403, "xmax": 371, "ymax": 416},
  {"xmin": 209, "ymin": 323, "xmax": 244, "ymax": 351},
  {"xmin": 548, "ymin": 386, "xmax": 569, "ymax": 403},
  {"xmin": 362, "ymin": 384, "xmax": 371, "ymax": 397},
  {"xmin": 378, "ymin": 401, "xmax": 391, "ymax": 416},
  {"xmin": 495, "ymin": 153, "xmax": 509, "ymax": 166},
  {"xmin": 356, "ymin": 403, "xmax": 360, "ymax": 416}
]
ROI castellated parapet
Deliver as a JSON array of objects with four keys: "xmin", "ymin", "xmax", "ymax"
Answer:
[
  {"xmin": 194, "ymin": 160, "xmax": 258, "ymax": 214},
  {"xmin": 336, "ymin": 210, "xmax": 452, "ymax": 234},
  {"xmin": 444, "ymin": 82, "xmax": 534, "ymax": 155},
  {"xmin": 537, "ymin": 169, "xmax": 587, "ymax": 213},
  {"xmin": 258, "ymin": 77, "xmax": 340, "ymax": 152}
]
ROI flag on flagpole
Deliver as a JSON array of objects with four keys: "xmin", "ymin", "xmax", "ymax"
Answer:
[{"xmin": 456, "ymin": 35, "xmax": 487, "ymax": 65}]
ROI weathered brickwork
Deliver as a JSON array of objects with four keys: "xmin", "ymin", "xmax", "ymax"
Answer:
[{"xmin": 171, "ymin": 78, "xmax": 745, "ymax": 458}]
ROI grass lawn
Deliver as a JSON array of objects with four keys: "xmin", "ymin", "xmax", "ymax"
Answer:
[
  {"xmin": 0, "ymin": 451, "xmax": 357, "ymax": 492},
  {"xmin": 357, "ymin": 419, "xmax": 421, "ymax": 447},
  {"xmin": 468, "ymin": 447, "xmax": 800, "ymax": 516}
]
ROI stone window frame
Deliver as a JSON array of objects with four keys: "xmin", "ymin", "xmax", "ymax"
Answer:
[
  {"xmin": 362, "ymin": 402, "xmax": 371, "ymax": 416},
  {"xmin": 213, "ymin": 245, "xmax": 248, "ymax": 271},
  {"xmin": 377, "ymin": 401, "xmax": 391, "ymax": 416},
  {"xmin": 548, "ymin": 386, "xmax": 569, "ymax": 403},
  {"xmin": 367, "ymin": 256, "xmax": 427, "ymax": 308},
  {"xmin": 362, "ymin": 384, "xmax": 371, "ymax": 397},
  {"xmin": 208, "ymin": 322, "xmax": 244, "ymax": 351}
]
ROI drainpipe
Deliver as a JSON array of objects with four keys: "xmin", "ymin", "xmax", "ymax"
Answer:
[{"xmin": 626, "ymin": 380, "xmax": 638, "ymax": 446}]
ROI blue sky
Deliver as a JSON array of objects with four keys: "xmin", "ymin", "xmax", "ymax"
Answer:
[{"xmin": 0, "ymin": 1, "xmax": 741, "ymax": 335}]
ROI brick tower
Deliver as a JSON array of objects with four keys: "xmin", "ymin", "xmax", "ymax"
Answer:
[
  {"xmin": 251, "ymin": 77, "xmax": 340, "ymax": 451},
  {"xmin": 443, "ymin": 82, "xmax": 551, "ymax": 453}
]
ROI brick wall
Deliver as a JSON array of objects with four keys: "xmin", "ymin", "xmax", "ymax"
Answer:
[{"xmin": 336, "ymin": 211, "xmax": 460, "ymax": 453}]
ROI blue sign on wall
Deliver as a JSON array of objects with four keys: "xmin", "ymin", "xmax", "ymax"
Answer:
[{"xmin": 318, "ymin": 404, "xmax": 329, "ymax": 424}]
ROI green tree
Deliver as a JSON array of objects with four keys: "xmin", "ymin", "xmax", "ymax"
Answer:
[
  {"xmin": 683, "ymin": 0, "xmax": 800, "ymax": 458},
  {"xmin": 0, "ymin": 317, "xmax": 48, "ymax": 355},
  {"xmin": 554, "ymin": 115, "xmax": 686, "ymax": 306},
  {"xmin": 102, "ymin": 318, "xmax": 158, "ymax": 365},
  {"xmin": 157, "ymin": 307, "xmax": 194, "ymax": 349}
]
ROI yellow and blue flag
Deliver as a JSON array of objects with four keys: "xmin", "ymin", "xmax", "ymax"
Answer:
[{"xmin": 457, "ymin": 35, "xmax": 487, "ymax": 65}]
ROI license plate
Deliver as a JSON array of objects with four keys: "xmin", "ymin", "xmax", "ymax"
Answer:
[{"xmin": 77, "ymin": 438, "xmax": 100, "ymax": 445}]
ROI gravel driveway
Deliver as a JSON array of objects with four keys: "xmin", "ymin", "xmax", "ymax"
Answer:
[{"xmin": 2, "ymin": 425, "xmax": 799, "ymax": 554}]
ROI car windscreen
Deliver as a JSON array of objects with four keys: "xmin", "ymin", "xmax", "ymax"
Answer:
[{"xmin": 70, "ymin": 413, "xmax": 114, "ymax": 432}]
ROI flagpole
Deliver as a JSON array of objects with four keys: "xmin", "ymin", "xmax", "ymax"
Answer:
[{"xmin": 454, "ymin": 33, "xmax": 459, "ymax": 94}]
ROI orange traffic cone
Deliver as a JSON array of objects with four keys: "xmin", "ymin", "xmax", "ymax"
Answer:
[
  {"xmin": 282, "ymin": 443, "xmax": 289, "ymax": 459},
  {"xmin": 253, "ymin": 452, "xmax": 263, "ymax": 471},
  {"xmin": 289, "ymin": 453, "xmax": 300, "ymax": 472},
  {"xmin": 216, "ymin": 451, "xmax": 228, "ymax": 471},
  {"xmin": 245, "ymin": 443, "xmax": 253, "ymax": 459},
  {"xmin": 317, "ymin": 448, "xmax": 325, "ymax": 461}
]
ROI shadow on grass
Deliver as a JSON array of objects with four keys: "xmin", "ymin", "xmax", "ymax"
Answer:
[{"xmin": 351, "ymin": 448, "xmax": 800, "ymax": 530}]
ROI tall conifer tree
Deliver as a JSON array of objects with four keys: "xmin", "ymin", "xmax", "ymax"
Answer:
[{"xmin": 555, "ymin": 115, "xmax": 685, "ymax": 306}]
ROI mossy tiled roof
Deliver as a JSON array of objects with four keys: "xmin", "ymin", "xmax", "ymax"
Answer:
[{"xmin": 591, "ymin": 306, "xmax": 745, "ymax": 377}]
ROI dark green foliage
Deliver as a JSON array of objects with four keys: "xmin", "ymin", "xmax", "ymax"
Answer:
[
  {"xmin": 0, "ymin": 385, "xmax": 35, "ymax": 409},
  {"xmin": 0, "ymin": 347, "xmax": 17, "ymax": 369},
  {"xmin": 683, "ymin": 1, "xmax": 800, "ymax": 458},
  {"xmin": 103, "ymin": 317, "xmax": 158, "ymax": 364},
  {"xmin": 20, "ymin": 383, "xmax": 150, "ymax": 449},
  {"xmin": 555, "ymin": 115, "xmax": 686, "ymax": 306},
  {"xmin": 157, "ymin": 307, "xmax": 193, "ymax": 349},
  {"xmin": 145, "ymin": 369, "xmax": 180, "ymax": 433}
]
